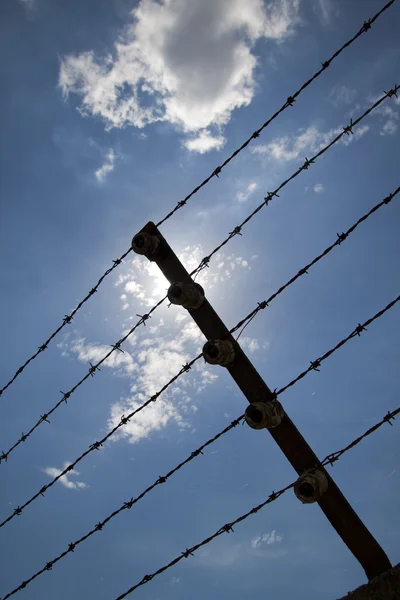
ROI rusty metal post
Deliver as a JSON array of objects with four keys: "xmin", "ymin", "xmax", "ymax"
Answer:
[{"xmin": 132, "ymin": 221, "xmax": 392, "ymax": 581}]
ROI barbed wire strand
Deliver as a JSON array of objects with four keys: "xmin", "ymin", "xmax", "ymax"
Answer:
[
  {"xmin": 6, "ymin": 399, "xmax": 395, "ymax": 600},
  {"xmin": 3, "ymin": 87, "xmax": 395, "ymax": 467},
  {"xmin": 112, "ymin": 405, "xmax": 399, "ymax": 600},
  {"xmin": 0, "ymin": 247, "xmax": 132, "ymax": 399},
  {"xmin": 0, "ymin": 289, "xmax": 398, "ymax": 599},
  {"xmin": 0, "ymin": 185, "xmax": 398, "ymax": 529},
  {"xmin": 1, "ymin": 0, "xmax": 395, "ymax": 400},
  {"xmin": 155, "ymin": 0, "xmax": 397, "ymax": 228},
  {"xmin": 2, "ymin": 293, "xmax": 398, "ymax": 600},
  {"xmin": 234, "ymin": 185, "xmax": 400, "ymax": 340}
]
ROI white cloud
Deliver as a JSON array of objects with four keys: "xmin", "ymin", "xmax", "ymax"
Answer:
[
  {"xmin": 314, "ymin": 0, "xmax": 338, "ymax": 24},
  {"xmin": 252, "ymin": 123, "xmax": 369, "ymax": 162},
  {"xmin": 251, "ymin": 530, "xmax": 283, "ymax": 549},
  {"xmin": 328, "ymin": 84, "xmax": 356, "ymax": 108},
  {"xmin": 313, "ymin": 183, "xmax": 324, "ymax": 193},
  {"xmin": 59, "ymin": 0, "xmax": 300, "ymax": 151},
  {"xmin": 19, "ymin": 0, "xmax": 36, "ymax": 10},
  {"xmin": 236, "ymin": 181, "xmax": 257, "ymax": 202},
  {"xmin": 184, "ymin": 130, "xmax": 225, "ymax": 154},
  {"xmin": 380, "ymin": 120, "xmax": 398, "ymax": 136},
  {"xmin": 95, "ymin": 148, "xmax": 116, "ymax": 183},
  {"xmin": 239, "ymin": 336, "xmax": 260, "ymax": 353},
  {"xmin": 42, "ymin": 462, "xmax": 87, "ymax": 490}
]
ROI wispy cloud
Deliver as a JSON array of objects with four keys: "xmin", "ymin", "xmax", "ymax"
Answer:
[
  {"xmin": 60, "ymin": 243, "xmax": 257, "ymax": 444},
  {"xmin": 19, "ymin": 0, "xmax": 37, "ymax": 10},
  {"xmin": 184, "ymin": 131, "xmax": 225, "ymax": 154},
  {"xmin": 252, "ymin": 123, "xmax": 369, "ymax": 162},
  {"xmin": 95, "ymin": 148, "xmax": 116, "ymax": 183},
  {"xmin": 59, "ymin": 0, "xmax": 300, "ymax": 152},
  {"xmin": 236, "ymin": 182, "xmax": 257, "ymax": 202},
  {"xmin": 42, "ymin": 462, "xmax": 88, "ymax": 490},
  {"xmin": 314, "ymin": 183, "xmax": 324, "ymax": 194},
  {"xmin": 314, "ymin": 0, "xmax": 338, "ymax": 25},
  {"xmin": 251, "ymin": 530, "xmax": 283, "ymax": 549},
  {"xmin": 328, "ymin": 84, "xmax": 357, "ymax": 108}
]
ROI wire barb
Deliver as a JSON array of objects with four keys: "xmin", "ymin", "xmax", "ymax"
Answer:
[{"xmin": 1, "ymin": 0, "xmax": 394, "ymax": 400}]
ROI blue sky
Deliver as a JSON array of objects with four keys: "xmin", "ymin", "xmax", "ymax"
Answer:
[{"xmin": 0, "ymin": 0, "xmax": 399, "ymax": 599}]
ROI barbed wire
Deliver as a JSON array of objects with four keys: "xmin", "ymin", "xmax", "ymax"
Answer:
[
  {"xmin": 1, "ymin": 0, "xmax": 394, "ymax": 400},
  {"xmin": 276, "ymin": 295, "xmax": 400, "ymax": 396},
  {"xmin": 1, "ymin": 186, "xmax": 398, "ymax": 528},
  {"xmin": 112, "ymin": 405, "xmax": 399, "ymax": 600},
  {"xmin": 233, "ymin": 185, "xmax": 400, "ymax": 339},
  {"xmin": 111, "ymin": 407, "xmax": 399, "ymax": 600},
  {"xmin": 190, "ymin": 85, "xmax": 399, "ymax": 273},
  {"xmin": 3, "ymin": 86, "xmax": 395, "ymax": 467},
  {"xmin": 3, "ymin": 293, "xmax": 398, "ymax": 600},
  {"xmin": 155, "ymin": 0, "xmax": 397, "ymax": 228},
  {"xmin": 0, "ymin": 247, "xmax": 132, "ymax": 399},
  {"xmin": 1, "ymin": 291, "xmax": 398, "ymax": 598}
]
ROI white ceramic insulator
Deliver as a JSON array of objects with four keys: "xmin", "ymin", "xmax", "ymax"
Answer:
[
  {"xmin": 294, "ymin": 469, "xmax": 329, "ymax": 504},
  {"xmin": 167, "ymin": 282, "xmax": 205, "ymax": 310},
  {"xmin": 244, "ymin": 401, "xmax": 284, "ymax": 430},
  {"xmin": 203, "ymin": 340, "xmax": 235, "ymax": 367}
]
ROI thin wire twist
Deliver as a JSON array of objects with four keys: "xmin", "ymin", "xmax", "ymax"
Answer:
[
  {"xmin": 111, "ymin": 405, "xmax": 399, "ymax": 599},
  {"xmin": 3, "ymin": 85, "xmax": 395, "ymax": 466},
  {"xmin": 1, "ymin": 184, "xmax": 397, "ymax": 524},
  {"xmin": 2, "ymin": 291, "xmax": 398, "ymax": 599},
  {"xmin": 1, "ymin": 0, "xmax": 395, "ymax": 399},
  {"xmin": 234, "ymin": 186, "xmax": 400, "ymax": 339}
]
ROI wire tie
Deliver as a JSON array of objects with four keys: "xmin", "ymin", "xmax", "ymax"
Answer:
[
  {"xmin": 90, "ymin": 441, "xmax": 102, "ymax": 451},
  {"xmin": 302, "ymin": 157, "xmax": 314, "ymax": 170},
  {"xmin": 383, "ymin": 411, "xmax": 395, "ymax": 426},
  {"xmin": 111, "ymin": 343, "xmax": 124, "ymax": 353},
  {"xmin": 310, "ymin": 359, "xmax": 321, "ymax": 372},
  {"xmin": 355, "ymin": 323, "xmax": 366, "ymax": 336},
  {"xmin": 60, "ymin": 390, "xmax": 71, "ymax": 403},
  {"xmin": 362, "ymin": 19, "xmax": 372, "ymax": 32},
  {"xmin": 229, "ymin": 226, "xmax": 242, "ymax": 236},
  {"xmin": 264, "ymin": 191, "xmax": 279, "ymax": 205},
  {"xmin": 343, "ymin": 120, "xmax": 354, "ymax": 135},
  {"xmin": 213, "ymin": 166, "xmax": 222, "ymax": 178},
  {"xmin": 136, "ymin": 313, "xmax": 151, "ymax": 326},
  {"xmin": 88, "ymin": 362, "xmax": 100, "ymax": 377},
  {"xmin": 191, "ymin": 449, "xmax": 203, "ymax": 458}
]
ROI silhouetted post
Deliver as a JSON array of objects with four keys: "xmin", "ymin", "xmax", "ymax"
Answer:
[{"xmin": 132, "ymin": 221, "xmax": 391, "ymax": 581}]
